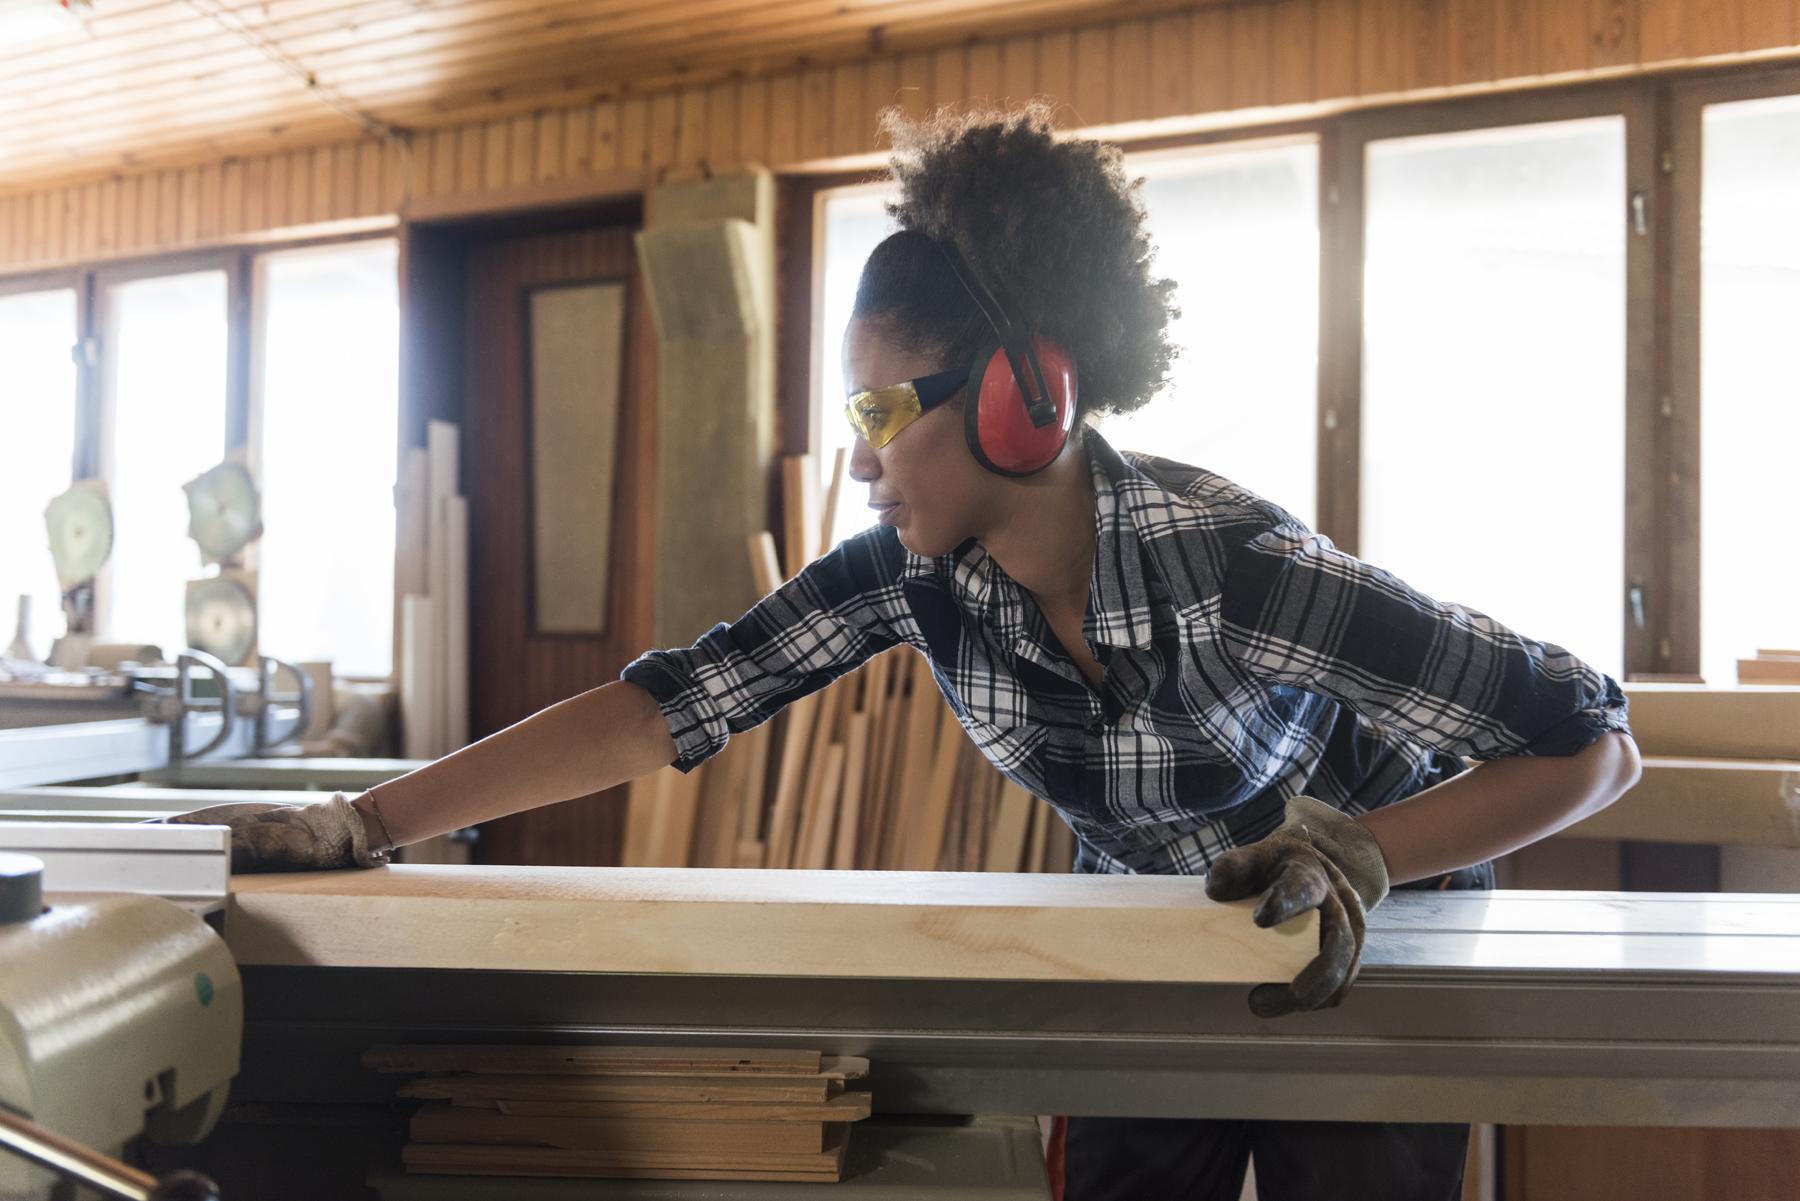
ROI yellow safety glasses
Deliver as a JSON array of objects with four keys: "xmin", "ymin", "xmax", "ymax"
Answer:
[{"xmin": 843, "ymin": 366, "xmax": 969, "ymax": 450}]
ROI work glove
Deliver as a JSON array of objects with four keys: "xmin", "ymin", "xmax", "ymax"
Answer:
[
  {"xmin": 160, "ymin": 792, "xmax": 391, "ymax": 872},
  {"xmin": 1204, "ymin": 794, "xmax": 1389, "ymax": 1019}
]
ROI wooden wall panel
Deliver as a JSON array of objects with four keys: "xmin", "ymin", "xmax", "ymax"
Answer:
[{"xmin": 3, "ymin": 0, "xmax": 1800, "ymax": 273}]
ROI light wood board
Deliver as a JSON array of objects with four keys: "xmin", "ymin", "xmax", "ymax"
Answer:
[{"xmin": 226, "ymin": 864, "xmax": 1317, "ymax": 983}]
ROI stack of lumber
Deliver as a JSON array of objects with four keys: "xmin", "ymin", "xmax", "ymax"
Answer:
[
  {"xmin": 368, "ymin": 1044, "xmax": 869, "ymax": 1182},
  {"xmin": 1560, "ymin": 683, "xmax": 1800, "ymax": 848},
  {"xmin": 622, "ymin": 450, "xmax": 1076, "ymax": 876},
  {"xmin": 1739, "ymin": 649, "xmax": 1800, "ymax": 685}
]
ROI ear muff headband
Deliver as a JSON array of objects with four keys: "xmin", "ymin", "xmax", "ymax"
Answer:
[{"xmin": 933, "ymin": 239, "xmax": 1076, "ymax": 475}]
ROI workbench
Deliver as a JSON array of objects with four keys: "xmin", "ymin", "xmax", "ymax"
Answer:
[{"xmin": 219, "ymin": 868, "xmax": 1800, "ymax": 1130}]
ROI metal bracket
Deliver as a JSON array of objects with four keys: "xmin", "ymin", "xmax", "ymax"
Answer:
[{"xmin": 254, "ymin": 655, "xmax": 312, "ymax": 754}]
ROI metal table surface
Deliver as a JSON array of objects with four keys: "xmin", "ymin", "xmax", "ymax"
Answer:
[{"xmin": 229, "ymin": 889, "xmax": 1800, "ymax": 1129}]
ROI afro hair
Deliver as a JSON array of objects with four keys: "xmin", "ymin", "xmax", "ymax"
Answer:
[{"xmin": 856, "ymin": 101, "xmax": 1179, "ymax": 420}]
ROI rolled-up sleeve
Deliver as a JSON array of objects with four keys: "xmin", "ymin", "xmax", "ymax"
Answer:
[
  {"xmin": 1216, "ymin": 522, "xmax": 1630, "ymax": 761},
  {"xmin": 621, "ymin": 529, "xmax": 907, "ymax": 771}
]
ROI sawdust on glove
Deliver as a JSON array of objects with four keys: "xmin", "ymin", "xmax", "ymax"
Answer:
[
  {"xmin": 1203, "ymin": 794, "xmax": 1390, "ymax": 1019},
  {"xmin": 162, "ymin": 792, "xmax": 389, "ymax": 872}
]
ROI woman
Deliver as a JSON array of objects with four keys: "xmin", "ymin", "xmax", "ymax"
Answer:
[{"xmin": 177, "ymin": 105, "xmax": 1640, "ymax": 1200}]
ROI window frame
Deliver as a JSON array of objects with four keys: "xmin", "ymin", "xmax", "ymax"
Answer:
[
  {"xmin": 1, "ymin": 231, "xmax": 399, "ymax": 665},
  {"xmin": 792, "ymin": 59, "xmax": 1800, "ymax": 681}
]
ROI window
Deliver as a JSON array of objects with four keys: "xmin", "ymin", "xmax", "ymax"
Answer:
[
  {"xmin": 1096, "ymin": 139, "xmax": 1320, "ymax": 527},
  {"xmin": 815, "ymin": 183, "xmax": 899, "ymax": 548},
  {"xmin": 1699, "ymin": 93, "xmax": 1800, "ymax": 684},
  {"xmin": 0, "ymin": 238, "xmax": 398, "ymax": 676},
  {"xmin": 0, "ymin": 287, "xmax": 78, "ymax": 660},
  {"xmin": 1359, "ymin": 117, "xmax": 1628, "ymax": 678},
  {"xmin": 101, "ymin": 269, "xmax": 231, "ymax": 657},
  {"xmin": 812, "ymin": 140, "xmax": 1321, "ymax": 544},
  {"xmin": 252, "ymin": 240, "xmax": 400, "ymax": 677}
]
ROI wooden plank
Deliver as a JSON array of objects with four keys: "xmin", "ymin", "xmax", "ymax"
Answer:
[
  {"xmin": 906, "ymin": 701, "xmax": 965, "ymax": 871},
  {"xmin": 984, "ymin": 782, "xmax": 1033, "ymax": 872},
  {"xmin": 410, "ymin": 1104, "xmax": 828, "ymax": 1155},
  {"xmin": 1737, "ymin": 0, "xmax": 1795, "ymax": 49},
  {"xmin": 1358, "ymin": 0, "xmax": 1405, "ymax": 93},
  {"xmin": 1190, "ymin": 5, "xmax": 1232, "ymax": 112},
  {"xmin": 1623, "ymin": 684, "xmax": 1800, "ymax": 759},
  {"xmin": 1448, "ymin": 0, "xmax": 1496, "ymax": 85},
  {"xmin": 832, "ymin": 711, "xmax": 870, "ymax": 870},
  {"xmin": 1637, "ymin": 0, "xmax": 1689, "ymax": 61},
  {"xmin": 967, "ymin": 39, "xmax": 1001, "ymax": 105},
  {"xmin": 1070, "ymin": 26, "xmax": 1110, "ymax": 123},
  {"xmin": 1107, "ymin": 19, "xmax": 1149, "ymax": 118},
  {"xmin": 399, "ymin": 1074, "xmax": 838, "ymax": 1106},
  {"xmin": 1541, "ymin": 0, "xmax": 1593, "ymax": 72},
  {"xmin": 508, "ymin": 113, "xmax": 536, "ymax": 187},
  {"xmin": 1035, "ymin": 31, "xmax": 1072, "ymax": 112},
  {"xmin": 830, "ymin": 62, "xmax": 866, "ymax": 157},
  {"xmin": 795, "ymin": 741, "xmax": 846, "ymax": 870},
  {"xmin": 537, "ymin": 109, "xmax": 565, "ymax": 183},
  {"xmin": 735, "ymin": 77, "xmax": 769, "ymax": 166},
  {"xmin": 764, "ymin": 693, "xmax": 821, "ymax": 869},
  {"xmin": 1590, "ymin": 0, "xmax": 1639, "ymax": 67},
  {"xmin": 1270, "ymin": 0, "xmax": 1316, "ymax": 104},
  {"xmin": 494, "ymin": 1093, "xmax": 872, "ymax": 1122},
  {"xmin": 369, "ymin": 1043, "xmax": 827, "ymax": 1076},
  {"xmin": 1740, "ymin": 658, "xmax": 1800, "ymax": 684},
  {"xmin": 1408, "ymin": 0, "xmax": 1451, "ymax": 89},
  {"xmin": 228, "ymin": 864, "xmax": 1320, "ymax": 983},
  {"xmin": 401, "ymin": 1135, "xmax": 846, "ymax": 1181},
  {"xmin": 622, "ymin": 769, "xmax": 668, "ymax": 867},
  {"xmin": 647, "ymin": 759, "xmax": 704, "ymax": 867},
  {"xmin": 592, "ymin": 100, "xmax": 621, "ymax": 173},
  {"xmin": 766, "ymin": 72, "xmax": 799, "ymax": 166},
  {"xmin": 1000, "ymin": 33, "xmax": 1037, "ymax": 105},
  {"xmin": 1561, "ymin": 756, "xmax": 1800, "ymax": 848}
]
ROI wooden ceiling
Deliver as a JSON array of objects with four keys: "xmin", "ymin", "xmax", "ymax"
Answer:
[{"xmin": 0, "ymin": 0, "xmax": 1203, "ymax": 188}]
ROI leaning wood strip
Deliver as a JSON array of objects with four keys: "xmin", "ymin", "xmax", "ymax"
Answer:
[{"xmin": 228, "ymin": 865, "xmax": 1317, "ymax": 983}]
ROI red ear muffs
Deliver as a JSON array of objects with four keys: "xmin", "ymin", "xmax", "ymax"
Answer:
[{"xmin": 965, "ymin": 335, "xmax": 1077, "ymax": 476}]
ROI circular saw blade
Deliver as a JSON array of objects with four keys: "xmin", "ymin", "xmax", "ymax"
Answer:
[
  {"xmin": 184, "ymin": 461, "xmax": 263, "ymax": 564},
  {"xmin": 43, "ymin": 481, "xmax": 114, "ymax": 590},
  {"xmin": 185, "ymin": 576, "xmax": 257, "ymax": 665}
]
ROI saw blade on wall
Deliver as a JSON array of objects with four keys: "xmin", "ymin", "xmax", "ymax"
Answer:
[
  {"xmin": 44, "ymin": 480, "xmax": 114, "ymax": 591},
  {"xmin": 185, "ymin": 574, "xmax": 257, "ymax": 666},
  {"xmin": 184, "ymin": 461, "xmax": 263, "ymax": 565}
]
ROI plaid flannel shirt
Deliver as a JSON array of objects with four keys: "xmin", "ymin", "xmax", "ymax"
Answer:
[{"xmin": 622, "ymin": 432, "xmax": 1631, "ymax": 875}]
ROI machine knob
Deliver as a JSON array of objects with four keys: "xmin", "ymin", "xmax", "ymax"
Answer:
[{"xmin": 0, "ymin": 852, "xmax": 44, "ymax": 924}]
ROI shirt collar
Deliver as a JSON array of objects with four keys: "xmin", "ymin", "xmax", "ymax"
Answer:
[{"xmin": 898, "ymin": 430, "xmax": 1163, "ymax": 651}]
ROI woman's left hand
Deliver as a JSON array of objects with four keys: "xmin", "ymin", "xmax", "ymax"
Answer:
[{"xmin": 1204, "ymin": 795, "xmax": 1391, "ymax": 1018}]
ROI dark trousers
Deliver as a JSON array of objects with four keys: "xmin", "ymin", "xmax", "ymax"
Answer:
[{"xmin": 1062, "ymin": 862, "xmax": 1495, "ymax": 1201}]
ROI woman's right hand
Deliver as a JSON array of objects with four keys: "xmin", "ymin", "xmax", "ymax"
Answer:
[{"xmin": 160, "ymin": 793, "xmax": 389, "ymax": 873}]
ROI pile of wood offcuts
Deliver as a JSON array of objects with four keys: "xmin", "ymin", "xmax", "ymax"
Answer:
[{"xmin": 367, "ymin": 1044, "xmax": 870, "ymax": 1182}]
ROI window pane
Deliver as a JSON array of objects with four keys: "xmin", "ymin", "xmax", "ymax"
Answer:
[
  {"xmin": 815, "ymin": 184, "xmax": 899, "ymax": 549},
  {"xmin": 255, "ymin": 241, "xmax": 399, "ymax": 677},
  {"xmin": 1700, "ymin": 93, "xmax": 1800, "ymax": 684},
  {"xmin": 1361, "ymin": 117, "xmax": 1626, "ymax": 677},
  {"xmin": 0, "ymin": 288, "xmax": 77, "ymax": 660},
  {"xmin": 1098, "ymin": 141, "xmax": 1319, "ymax": 527},
  {"xmin": 104, "ymin": 271, "xmax": 229, "ymax": 655}
]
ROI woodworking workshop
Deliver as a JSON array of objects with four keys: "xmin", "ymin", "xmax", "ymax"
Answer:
[{"xmin": 4, "ymin": 1, "xmax": 1800, "ymax": 1199}]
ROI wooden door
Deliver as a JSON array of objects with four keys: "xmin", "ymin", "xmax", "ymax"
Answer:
[{"xmin": 462, "ymin": 225, "xmax": 656, "ymax": 865}]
